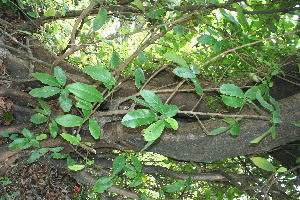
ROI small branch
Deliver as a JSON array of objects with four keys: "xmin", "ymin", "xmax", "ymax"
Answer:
[
  {"xmin": 178, "ymin": 110, "xmax": 270, "ymax": 120},
  {"xmin": 199, "ymin": 30, "xmax": 300, "ymax": 69}
]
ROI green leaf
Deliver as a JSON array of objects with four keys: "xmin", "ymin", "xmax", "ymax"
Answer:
[
  {"xmin": 68, "ymin": 165, "xmax": 85, "ymax": 171},
  {"xmin": 163, "ymin": 181, "xmax": 185, "ymax": 193},
  {"xmin": 83, "ymin": 66, "xmax": 116, "ymax": 89},
  {"xmin": 76, "ymin": 97, "xmax": 93, "ymax": 110},
  {"xmin": 173, "ymin": 67, "xmax": 196, "ymax": 78},
  {"xmin": 32, "ymin": 73, "xmax": 60, "ymax": 87},
  {"xmin": 144, "ymin": 120, "xmax": 165, "ymax": 141},
  {"xmin": 129, "ymin": 176, "xmax": 143, "ymax": 187},
  {"xmin": 93, "ymin": 8, "xmax": 107, "ymax": 32},
  {"xmin": 290, "ymin": 121, "xmax": 300, "ymax": 127},
  {"xmin": 30, "ymin": 113, "xmax": 48, "ymax": 124},
  {"xmin": 191, "ymin": 78, "xmax": 203, "ymax": 95},
  {"xmin": 22, "ymin": 128, "xmax": 34, "ymax": 140},
  {"xmin": 132, "ymin": 0, "xmax": 145, "ymax": 11},
  {"xmin": 256, "ymin": 91, "xmax": 274, "ymax": 112},
  {"xmin": 60, "ymin": 133, "xmax": 81, "ymax": 145},
  {"xmin": 110, "ymin": 51, "xmax": 120, "ymax": 69},
  {"xmin": 130, "ymin": 96, "xmax": 150, "ymax": 107},
  {"xmin": 173, "ymin": 25, "xmax": 184, "ymax": 34},
  {"xmin": 197, "ymin": 34, "xmax": 216, "ymax": 45},
  {"xmin": 141, "ymin": 140, "xmax": 155, "ymax": 151},
  {"xmin": 51, "ymin": 153, "xmax": 68, "ymax": 159},
  {"xmin": 164, "ymin": 53, "xmax": 188, "ymax": 68},
  {"xmin": 55, "ymin": 114, "xmax": 83, "ymax": 127},
  {"xmin": 220, "ymin": 9, "xmax": 240, "ymax": 27},
  {"xmin": 67, "ymin": 156, "xmax": 75, "ymax": 166},
  {"xmin": 89, "ymin": 118, "xmax": 101, "ymax": 139},
  {"xmin": 131, "ymin": 156, "xmax": 142, "ymax": 172},
  {"xmin": 66, "ymin": 82, "xmax": 103, "ymax": 102},
  {"xmin": 49, "ymin": 120, "xmax": 58, "ymax": 138},
  {"xmin": 165, "ymin": 118, "xmax": 178, "ymax": 130},
  {"xmin": 251, "ymin": 157, "xmax": 276, "ymax": 172},
  {"xmin": 59, "ymin": 93, "xmax": 72, "ymax": 112},
  {"xmin": 121, "ymin": 109, "xmax": 158, "ymax": 128},
  {"xmin": 113, "ymin": 155, "xmax": 126, "ymax": 174},
  {"xmin": 134, "ymin": 67, "xmax": 145, "ymax": 89},
  {"xmin": 230, "ymin": 122, "xmax": 240, "ymax": 135},
  {"xmin": 220, "ymin": 84, "xmax": 244, "ymax": 98},
  {"xmin": 140, "ymin": 90, "xmax": 164, "ymax": 113},
  {"xmin": 162, "ymin": 105, "xmax": 179, "ymax": 118},
  {"xmin": 44, "ymin": 8, "xmax": 56, "ymax": 17},
  {"xmin": 54, "ymin": 66, "xmax": 66, "ymax": 86},
  {"xmin": 221, "ymin": 95, "xmax": 244, "ymax": 108},
  {"xmin": 245, "ymin": 86, "xmax": 259, "ymax": 100},
  {"xmin": 28, "ymin": 148, "xmax": 50, "ymax": 163},
  {"xmin": 236, "ymin": 5, "xmax": 250, "ymax": 31},
  {"xmin": 1, "ymin": 131, "xmax": 10, "ymax": 138},
  {"xmin": 93, "ymin": 176, "xmax": 113, "ymax": 193},
  {"xmin": 250, "ymin": 126, "xmax": 274, "ymax": 143},
  {"xmin": 213, "ymin": 41, "xmax": 222, "ymax": 53},
  {"xmin": 29, "ymin": 86, "xmax": 60, "ymax": 98},
  {"xmin": 34, "ymin": 100, "xmax": 51, "ymax": 116},
  {"xmin": 9, "ymin": 138, "xmax": 29, "ymax": 149},
  {"xmin": 138, "ymin": 51, "xmax": 147, "ymax": 64},
  {"xmin": 36, "ymin": 134, "xmax": 47, "ymax": 141},
  {"xmin": 277, "ymin": 167, "xmax": 287, "ymax": 172},
  {"xmin": 208, "ymin": 126, "xmax": 230, "ymax": 135}
]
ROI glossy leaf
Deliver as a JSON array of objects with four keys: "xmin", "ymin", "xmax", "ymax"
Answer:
[
  {"xmin": 144, "ymin": 120, "xmax": 165, "ymax": 141},
  {"xmin": 220, "ymin": 84, "xmax": 244, "ymax": 98},
  {"xmin": 93, "ymin": 8, "xmax": 107, "ymax": 32},
  {"xmin": 55, "ymin": 114, "xmax": 83, "ymax": 127},
  {"xmin": 66, "ymin": 82, "xmax": 103, "ymax": 102},
  {"xmin": 32, "ymin": 73, "xmax": 60, "ymax": 87},
  {"xmin": 83, "ymin": 66, "xmax": 116, "ymax": 89},
  {"xmin": 93, "ymin": 176, "xmax": 113, "ymax": 193},
  {"xmin": 173, "ymin": 67, "xmax": 196, "ymax": 78},
  {"xmin": 29, "ymin": 86, "xmax": 60, "ymax": 98},
  {"xmin": 208, "ymin": 126, "xmax": 230, "ymax": 135},
  {"xmin": 165, "ymin": 118, "xmax": 178, "ymax": 130},
  {"xmin": 54, "ymin": 66, "xmax": 66, "ymax": 86},
  {"xmin": 134, "ymin": 67, "xmax": 145, "ymax": 89},
  {"xmin": 140, "ymin": 90, "xmax": 164, "ymax": 113},
  {"xmin": 113, "ymin": 155, "xmax": 126, "ymax": 174},
  {"xmin": 251, "ymin": 157, "xmax": 276, "ymax": 172},
  {"xmin": 60, "ymin": 133, "xmax": 81, "ymax": 145},
  {"xmin": 89, "ymin": 118, "xmax": 101, "ymax": 139},
  {"xmin": 162, "ymin": 105, "xmax": 179, "ymax": 118},
  {"xmin": 221, "ymin": 96, "xmax": 244, "ymax": 108},
  {"xmin": 122, "ymin": 109, "xmax": 157, "ymax": 128},
  {"xmin": 164, "ymin": 53, "xmax": 188, "ymax": 68}
]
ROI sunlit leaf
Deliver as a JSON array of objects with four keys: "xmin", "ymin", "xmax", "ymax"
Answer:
[
  {"xmin": 83, "ymin": 66, "xmax": 116, "ymax": 89},
  {"xmin": 144, "ymin": 120, "xmax": 165, "ymax": 141},
  {"xmin": 251, "ymin": 157, "xmax": 276, "ymax": 172},
  {"xmin": 29, "ymin": 86, "xmax": 60, "ymax": 98},
  {"xmin": 44, "ymin": 8, "xmax": 56, "ymax": 17},
  {"xmin": 173, "ymin": 67, "xmax": 196, "ymax": 78},
  {"xmin": 165, "ymin": 118, "xmax": 178, "ymax": 130},
  {"xmin": 60, "ymin": 133, "xmax": 81, "ymax": 145},
  {"xmin": 164, "ymin": 53, "xmax": 188, "ymax": 68},
  {"xmin": 54, "ymin": 66, "xmax": 66, "ymax": 86},
  {"xmin": 68, "ymin": 165, "xmax": 85, "ymax": 171},
  {"xmin": 93, "ymin": 8, "xmax": 107, "ymax": 32},
  {"xmin": 122, "ymin": 109, "xmax": 157, "ymax": 128},
  {"xmin": 66, "ymin": 82, "xmax": 103, "ymax": 102}
]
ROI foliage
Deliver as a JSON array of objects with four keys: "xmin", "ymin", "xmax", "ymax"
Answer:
[{"xmin": 1, "ymin": 0, "xmax": 300, "ymax": 199}]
